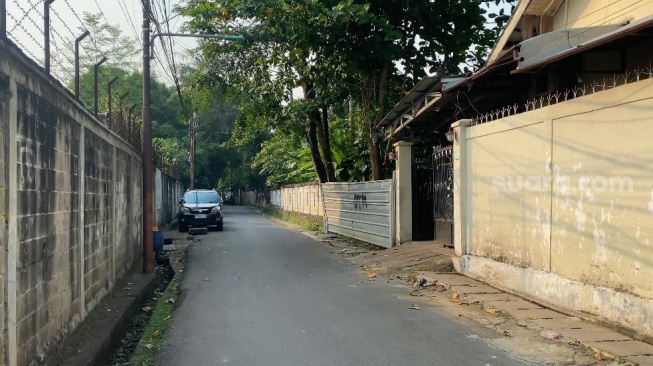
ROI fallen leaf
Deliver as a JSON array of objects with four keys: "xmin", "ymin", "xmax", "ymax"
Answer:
[
  {"xmin": 553, "ymin": 333, "xmax": 564, "ymax": 340},
  {"xmin": 451, "ymin": 292, "xmax": 459, "ymax": 299},
  {"xmin": 164, "ymin": 315, "xmax": 171, "ymax": 321},
  {"xmin": 143, "ymin": 343, "xmax": 154, "ymax": 350},
  {"xmin": 593, "ymin": 352, "xmax": 603, "ymax": 361},
  {"xmin": 502, "ymin": 330, "xmax": 513, "ymax": 337},
  {"xmin": 154, "ymin": 330, "xmax": 162, "ymax": 337},
  {"xmin": 486, "ymin": 307, "xmax": 497, "ymax": 314},
  {"xmin": 409, "ymin": 305, "xmax": 422, "ymax": 310},
  {"xmin": 165, "ymin": 298, "xmax": 175, "ymax": 304},
  {"xmin": 435, "ymin": 284, "xmax": 448, "ymax": 292},
  {"xmin": 142, "ymin": 306, "xmax": 153, "ymax": 312},
  {"xmin": 409, "ymin": 290, "xmax": 422, "ymax": 297},
  {"xmin": 450, "ymin": 298, "xmax": 460, "ymax": 303},
  {"xmin": 528, "ymin": 316, "xmax": 537, "ymax": 320},
  {"xmin": 371, "ymin": 251, "xmax": 377, "ymax": 256},
  {"xmin": 499, "ymin": 295, "xmax": 510, "ymax": 302}
]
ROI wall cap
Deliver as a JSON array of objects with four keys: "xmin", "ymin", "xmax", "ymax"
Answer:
[
  {"xmin": 393, "ymin": 141, "xmax": 413, "ymax": 147},
  {"xmin": 451, "ymin": 119, "xmax": 473, "ymax": 128}
]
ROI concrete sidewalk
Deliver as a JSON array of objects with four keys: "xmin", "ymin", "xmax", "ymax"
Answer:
[{"xmin": 354, "ymin": 241, "xmax": 652, "ymax": 365}]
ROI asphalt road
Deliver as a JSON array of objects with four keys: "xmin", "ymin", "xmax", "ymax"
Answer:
[{"xmin": 156, "ymin": 206, "xmax": 526, "ymax": 366}]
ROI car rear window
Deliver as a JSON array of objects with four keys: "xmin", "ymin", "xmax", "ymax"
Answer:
[{"xmin": 184, "ymin": 191, "xmax": 220, "ymax": 204}]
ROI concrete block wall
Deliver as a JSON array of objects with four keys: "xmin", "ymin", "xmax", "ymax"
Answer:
[
  {"xmin": 154, "ymin": 168, "xmax": 184, "ymax": 229},
  {"xmin": 268, "ymin": 183, "xmax": 323, "ymax": 217},
  {"xmin": 114, "ymin": 148, "xmax": 133, "ymax": 279},
  {"xmin": 83, "ymin": 131, "xmax": 114, "ymax": 311},
  {"xmin": 15, "ymin": 83, "xmax": 83, "ymax": 364},
  {"xmin": 0, "ymin": 74, "xmax": 9, "ymax": 366},
  {"xmin": 0, "ymin": 39, "xmax": 164, "ymax": 365}
]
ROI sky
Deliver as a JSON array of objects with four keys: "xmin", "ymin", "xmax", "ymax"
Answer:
[
  {"xmin": 5, "ymin": 0, "xmax": 195, "ymax": 86},
  {"xmin": 5, "ymin": 0, "xmax": 510, "ymax": 91}
]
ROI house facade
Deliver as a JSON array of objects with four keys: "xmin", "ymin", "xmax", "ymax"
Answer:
[{"xmin": 382, "ymin": 0, "xmax": 653, "ymax": 338}]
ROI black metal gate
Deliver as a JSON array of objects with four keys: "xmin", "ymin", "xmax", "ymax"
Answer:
[
  {"xmin": 433, "ymin": 145, "xmax": 454, "ymax": 247},
  {"xmin": 412, "ymin": 168, "xmax": 434, "ymax": 241}
]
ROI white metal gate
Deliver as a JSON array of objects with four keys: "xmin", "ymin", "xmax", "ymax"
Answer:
[{"xmin": 322, "ymin": 180, "xmax": 395, "ymax": 248}]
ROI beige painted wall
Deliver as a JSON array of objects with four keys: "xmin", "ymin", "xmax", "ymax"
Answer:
[
  {"xmin": 468, "ymin": 119, "xmax": 552, "ymax": 271},
  {"xmin": 460, "ymin": 76, "xmax": 653, "ymax": 334},
  {"xmin": 553, "ymin": 0, "xmax": 653, "ymax": 30},
  {"xmin": 270, "ymin": 183, "xmax": 323, "ymax": 217}
]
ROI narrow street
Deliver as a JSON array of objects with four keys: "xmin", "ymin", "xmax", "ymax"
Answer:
[{"xmin": 156, "ymin": 207, "xmax": 527, "ymax": 366}]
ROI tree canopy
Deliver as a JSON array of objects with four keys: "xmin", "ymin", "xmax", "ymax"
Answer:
[{"xmin": 181, "ymin": 0, "xmax": 515, "ymax": 185}]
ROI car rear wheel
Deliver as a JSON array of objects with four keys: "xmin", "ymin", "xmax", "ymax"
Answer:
[
  {"xmin": 216, "ymin": 222, "xmax": 223, "ymax": 231},
  {"xmin": 178, "ymin": 222, "xmax": 188, "ymax": 233}
]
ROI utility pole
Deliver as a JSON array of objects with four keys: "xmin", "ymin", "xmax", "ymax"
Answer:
[
  {"xmin": 142, "ymin": 0, "xmax": 154, "ymax": 274},
  {"xmin": 189, "ymin": 113, "xmax": 197, "ymax": 189},
  {"xmin": 141, "ymin": 11, "xmax": 244, "ymax": 273}
]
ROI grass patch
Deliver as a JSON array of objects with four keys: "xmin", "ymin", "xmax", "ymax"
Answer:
[
  {"xmin": 334, "ymin": 234, "xmax": 381, "ymax": 251},
  {"xmin": 129, "ymin": 271, "xmax": 181, "ymax": 366},
  {"xmin": 405, "ymin": 260, "xmax": 455, "ymax": 273},
  {"xmin": 261, "ymin": 206, "xmax": 323, "ymax": 232}
]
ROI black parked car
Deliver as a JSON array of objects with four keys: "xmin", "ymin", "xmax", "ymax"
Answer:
[{"xmin": 178, "ymin": 189, "xmax": 224, "ymax": 232}]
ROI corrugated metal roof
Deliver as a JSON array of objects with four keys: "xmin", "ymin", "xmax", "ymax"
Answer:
[
  {"xmin": 377, "ymin": 76, "xmax": 442, "ymax": 128},
  {"xmin": 513, "ymin": 14, "xmax": 653, "ymax": 74}
]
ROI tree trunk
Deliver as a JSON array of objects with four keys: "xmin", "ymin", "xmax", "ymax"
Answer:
[
  {"xmin": 369, "ymin": 62, "xmax": 390, "ymax": 181},
  {"xmin": 314, "ymin": 106, "xmax": 335, "ymax": 182},
  {"xmin": 306, "ymin": 119, "xmax": 328, "ymax": 183},
  {"xmin": 302, "ymin": 82, "xmax": 333, "ymax": 183}
]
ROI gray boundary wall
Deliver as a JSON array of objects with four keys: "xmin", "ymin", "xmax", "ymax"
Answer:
[{"xmin": 0, "ymin": 39, "xmax": 180, "ymax": 365}]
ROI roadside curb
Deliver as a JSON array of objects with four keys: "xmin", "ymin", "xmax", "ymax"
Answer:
[
  {"xmin": 413, "ymin": 271, "xmax": 651, "ymax": 365},
  {"xmin": 51, "ymin": 270, "xmax": 157, "ymax": 366}
]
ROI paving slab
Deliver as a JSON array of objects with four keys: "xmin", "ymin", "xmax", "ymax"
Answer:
[
  {"xmin": 431, "ymin": 273, "xmax": 483, "ymax": 286},
  {"xmin": 626, "ymin": 355, "xmax": 653, "ymax": 365},
  {"xmin": 561, "ymin": 327, "xmax": 632, "ymax": 342},
  {"xmin": 452, "ymin": 284, "xmax": 503, "ymax": 294},
  {"xmin": 485, "ymin": 299, "xmax": 543, "ymax": 310},
  {"xmin": 531, "ymin": 317, "xmax": 586, "ymax": 329},
  {"xmin": 508, "ymin": 308, "xmax": 571, "ymax": 320},
  {"xmin": 462, "ymin": 293, "xmax": 511, "ymax": 302},
  {"xmin": 586, "ymin": 340, "xmax": 653, "ymax": 357}
]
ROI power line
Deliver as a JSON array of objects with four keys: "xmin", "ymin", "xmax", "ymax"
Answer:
[{"xmin": 118, "ymin": 0, "xmax": 142, "ymax": 42}]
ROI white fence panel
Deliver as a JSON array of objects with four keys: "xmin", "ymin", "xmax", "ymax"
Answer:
[{"xmin": 322, "ymin": 180, "xmax": 395, "ymax": 248}]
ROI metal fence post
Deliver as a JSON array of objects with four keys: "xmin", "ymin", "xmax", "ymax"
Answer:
[
  {"xmin": 107, "ymin": 76, "xmax": 119, "ymax": 127},
  {"xmin": 93, "ymin": 56, "xmax": 107, "ymax": 116},
  {"xmin": 44, "ymin": 0, "xmax": 54, "ymax": 74},
  {"xmin": 1, "ymin": 0, "xmax": 6, "ymax": 40},
  {"xmin": 74, "ymin": 30, "xmax": 90, "ymax": 100}
]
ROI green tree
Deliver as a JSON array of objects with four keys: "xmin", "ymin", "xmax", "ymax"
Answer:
[{"xmin": 182, "ymin": 0, "xmax": 514, "ymax": 183}]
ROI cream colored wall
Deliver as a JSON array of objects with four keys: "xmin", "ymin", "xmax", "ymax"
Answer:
[
  {"xmin": 551, "ymin": 99, "xmax": 653, "ymax": 299},
  {"xmin": 272, "ymin": 184, "xmax": 323, "ymax": 217},
  {"xmin": 468, "ymin": 119, "xmax": 552, "ymax": 271},
  {"xmin": 465, "ymin": 76, "xmax": 653, "ymax": 300},
  {"xmin": 553, "ymin": 0, "xmax": 653, "ymax": 30}
]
